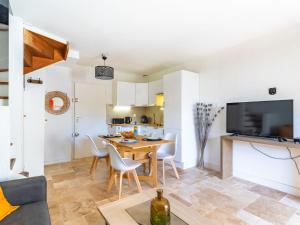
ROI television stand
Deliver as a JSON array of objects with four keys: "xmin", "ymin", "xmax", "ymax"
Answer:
[
  {"xmin": 277, "ymin": 137, "xmax": 288, "ymax": 142},
  {"xmin": 221, "ymin": 135, "xmax": 300, "ymax": 179}
]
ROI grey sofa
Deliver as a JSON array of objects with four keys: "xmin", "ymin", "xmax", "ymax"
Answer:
[{"xmin": 0, "ymin": 176, "xmax": 51, "ymax": 225}]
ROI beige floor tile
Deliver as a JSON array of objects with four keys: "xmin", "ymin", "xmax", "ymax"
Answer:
[
  {"xmin": 249, "ymin": 184, "xmax": 286, "ymax": 201},
  {"xmin": 237, "ymin": 210, "xmax": 273, "ymax": 225},
  {"xmin": 280, "ymin": 195, "xmax": 300, "ymax": 210},
  {"xmin": 64, "ymin": 216, "xmax": 88, "ymax": 225},
  {"xmin": 205, "ymin": 208, "xmax": 248, "ymax": 225},
  {"xmin": 245, "ymin": 196, "xmax": 296, "ymax": 224}
]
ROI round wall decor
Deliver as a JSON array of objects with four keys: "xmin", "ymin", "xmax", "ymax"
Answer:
[{"xmin": 45, "ymin": 91, "xmax": 70, "ymax": 115}]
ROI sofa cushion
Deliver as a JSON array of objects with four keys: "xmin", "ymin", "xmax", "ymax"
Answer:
[
  {"xmin": 0, "ymin": 201, "xmax": 51, "ymax": 225},
  {"xmin": 0, "ymin": 187, "xmax": 19, "ymax": 221}
]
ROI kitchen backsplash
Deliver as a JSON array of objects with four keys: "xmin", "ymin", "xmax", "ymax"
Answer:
[{"xmin": 106, "ymin": 105, "xmax": 163, "ymax": 125}]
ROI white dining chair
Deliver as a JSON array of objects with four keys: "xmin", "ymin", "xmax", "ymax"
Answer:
[
  {"xmin": 157, "ymin": 133, "xmax": 180, "ymax": 185},
  {"xmin": 106, "ymin": 143, "xmax": 142, "ymax": 199},
  {"xmin": 86, "ymin": 135, "xmax": 109, "ymax": 179}
]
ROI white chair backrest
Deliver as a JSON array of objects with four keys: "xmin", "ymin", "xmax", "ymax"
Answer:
[
  {"xmin": 106, "ymin": 143, "xmax": 128, "ymax": 171},
  {"xmin": 157, "ymin": 133, "xmax": 177, "ymax": 156},
  {"xmin": 86, "ymin": 135, "xmax": 108, "ymax": 156}
]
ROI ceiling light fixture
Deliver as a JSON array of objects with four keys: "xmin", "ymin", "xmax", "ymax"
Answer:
[{"xmin": 95, "ymin": 54, "xmax": 114, "ymax": 80}]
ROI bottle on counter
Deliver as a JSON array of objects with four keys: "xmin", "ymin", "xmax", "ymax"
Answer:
[{"xmin": 133, "ymin": 125, "xmax": 138, "ymax": 136}]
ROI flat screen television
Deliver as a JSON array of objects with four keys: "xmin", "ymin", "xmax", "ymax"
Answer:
[{"xmin": 226, "ymin": 100, "xmax": 293, "ymax": 139}]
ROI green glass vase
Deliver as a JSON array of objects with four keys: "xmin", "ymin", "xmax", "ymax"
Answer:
[{"xmin": 150, "ymin": 189, "xmax": 170, "ymax": 225}]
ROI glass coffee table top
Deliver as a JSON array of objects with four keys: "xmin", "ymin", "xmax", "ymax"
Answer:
[{"xmin": 126, "ymin": 200, "xmax": 188, "ymax": 225}]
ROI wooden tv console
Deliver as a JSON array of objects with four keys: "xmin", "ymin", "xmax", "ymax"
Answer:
[{"xmin": 221, "ymin": 135, "xmax": 300, "ymax": 179}]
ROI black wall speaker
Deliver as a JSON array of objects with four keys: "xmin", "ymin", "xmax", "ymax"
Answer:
[{"xmin": 269, "ymin": 87, "xmax": 277, "ymax": 95}]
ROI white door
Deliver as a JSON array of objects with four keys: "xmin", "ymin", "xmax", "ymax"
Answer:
[
  {"xmin": 74, "ymin": 83, "xmax": 107, "ymax": 159},
  {"xmin": 24, "ymin": 84, "xmax": 45, "ymax": 176}
]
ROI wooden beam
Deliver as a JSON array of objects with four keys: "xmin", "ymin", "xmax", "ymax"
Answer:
[
  {"xmin": 0, "ymin": 81, "xmax": 8, "ymax": 85},
  {"xmin": 0, "ymin": 68, "xmax": 8, "ymax": 72},
  {"xmin": 0, "ymin": 96, "xmax": 8, "ymax": 99}
]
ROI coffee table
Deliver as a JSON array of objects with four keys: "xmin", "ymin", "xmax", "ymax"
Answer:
[{"xmin": 98, "ymin": 189, "xmax": 217, "ymax": 225}]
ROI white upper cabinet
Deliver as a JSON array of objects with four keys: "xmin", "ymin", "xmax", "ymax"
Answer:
[
  {"xmin": 135, "ymin": 83, "xmax": 149, "ymax": 106},
  {"xmin": 113, "ymin": 81, "xmax": 135, "ymax": 106},
  {"xmin": 148, "ymin": 79, "xmax": 163, "ymax": 106}
]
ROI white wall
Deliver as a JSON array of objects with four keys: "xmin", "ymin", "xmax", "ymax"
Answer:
[
  {"xmin": 196, "ymin": 26, "xmax": 300, "ymax": 194},
  {"xmin": 0, "ymin": 106, "xmax": 10, "ymax": 178},
  {"xmin": 28, "ymin": 63, "xmax": 145, "ymax": 164},
  {"xmin": 9, "ymin": 15, "xmax": 24, "ymax": 173}
]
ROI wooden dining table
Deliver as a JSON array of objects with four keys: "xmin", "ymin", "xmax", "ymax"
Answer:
[{"xmin": 100, "ymin": 136, "xmax": 174, "ymax": 187}]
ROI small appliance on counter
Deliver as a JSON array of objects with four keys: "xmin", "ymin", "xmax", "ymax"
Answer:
[
  {"xmin": 112, "ymin": 118, "xmax": 125, "ymax": 124},
  {"xmin": 125, "ymin": 116, "xmax": 132, "ymax": 124},
  {"xmin": 140, "ymin": 115, "xmax": 149, "ymax": 124}
]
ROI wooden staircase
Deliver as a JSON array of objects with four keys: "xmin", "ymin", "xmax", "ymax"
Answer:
[{"xmin": 23, "ymin": 29, "xmax": 69, "ymax": 75}]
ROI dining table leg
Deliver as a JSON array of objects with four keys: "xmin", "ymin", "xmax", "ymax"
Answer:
[{"xmin": 151, "ymin": 148, "xmax": 158, "ymax": 187}]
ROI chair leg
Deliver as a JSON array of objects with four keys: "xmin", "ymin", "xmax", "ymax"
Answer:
[
  {"xmin": 105, "ymin": 155, "xmax": 110, "ymax": 168},
  {"xmin": 90, "ymin": 156, "xmax": 97, "ymax": 174},
  {"xmin": 127, "ymin": 171, "xmax": 131, "ymax": 187},
  {"xmin": 149, "ymin": 157, "xmax": 152, "ymax": 176},
  {"xmin": 90, "ymin": 156, "xmax": 99, "ymax": 179},
  {"xmin": 132, "ymin": 170, "xmax": 142, "ymax": 193},
  {"xmin": 119, "ymin": 171, "xmax": 124, "ymax": 199},
  {"xmin": 170, "ymin": 159, "xmax": 180, "ymax": 179},
  {"xmin": 162, "ymin": 159, "xmax": 166, "ymax": 186},
  {"xmin": 107, "ymin": 169, "xmax": 115, "ymax": 192}
]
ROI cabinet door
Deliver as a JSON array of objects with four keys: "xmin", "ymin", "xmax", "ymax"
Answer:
[
  {"xmin": 148, "ymin": 80, "xmax": 163, "ymax": 106},
  {"xmin": 116, "ymin": 82, "xmax": 135, "ymax": 106},
  {"xmin": 135, "ymin": 83, "xmax": 148, "ymax": 106}
]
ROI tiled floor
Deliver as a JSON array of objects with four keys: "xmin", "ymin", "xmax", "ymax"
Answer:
[{"xmin": 45, "ymin": 157, "xmax": 300, "ymax": 225}]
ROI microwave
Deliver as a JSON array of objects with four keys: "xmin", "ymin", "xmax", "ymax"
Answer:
[{"xmin": 112, "ymin": 118, "xmax": 125, "ymax": 124}]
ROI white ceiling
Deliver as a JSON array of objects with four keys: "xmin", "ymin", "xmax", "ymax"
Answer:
[{"xmin": 10, "ymin": 0, "xmax": 300, "ymax": 74}]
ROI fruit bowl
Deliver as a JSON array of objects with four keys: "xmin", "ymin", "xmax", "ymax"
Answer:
[{"xmin": 121, "ymin": 131, "xmax": 135, "ymax": 139}]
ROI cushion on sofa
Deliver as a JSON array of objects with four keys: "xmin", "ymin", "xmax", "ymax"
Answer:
[
  {"xmin": 0, "ymin": 187, "xmax": 19, "ymax": 221},
  {"xmin": 0, "ymin": 201, "xmax": 51, "ymax": 225}
]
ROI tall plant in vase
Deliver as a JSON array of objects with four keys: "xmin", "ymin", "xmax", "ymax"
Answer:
[{"xmin": 195, "ymin": 103, "xmax": 224, "ymax": 168}]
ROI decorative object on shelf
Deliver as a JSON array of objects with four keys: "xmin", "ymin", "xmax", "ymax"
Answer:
[
  {"xmin": 95, "ymin": 54, "xmax": 114, "ymax": 80},
  {"xmin": 150, "ymin": 189, "xmax": 170, "ymax": 225},
  {"xmin": 45, "ymin": 91, "xmax": 70, "ymax": 115},
  {"xmin": 27, "ymin": 77, "xmax": 43, "ymax": 84},
  {"xmin": 195, "ymin": 103, "xmax": 224, "ymax": 168}
]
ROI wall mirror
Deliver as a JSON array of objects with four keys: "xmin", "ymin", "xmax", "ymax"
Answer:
[{"xmin": 45, "ymin": 91, "xmax": 70, "ymax": 115}]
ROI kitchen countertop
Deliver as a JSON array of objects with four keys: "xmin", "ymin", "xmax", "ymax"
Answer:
[{"xmin": 107, "ymin": 123, "xmax": 163, "ymax": 128}]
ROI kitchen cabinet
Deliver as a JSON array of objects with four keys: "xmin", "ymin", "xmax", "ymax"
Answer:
[
  {"xmin": 113, "ymin": 81, "xmax": 135, "ymax": 106},
  {"xmin": 148, "ymin": 79, "xmax": 163, "ymax": 106},
  {"xmin": 135, "ymin": 83, "xmax": 148, "ymax": 106}
]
